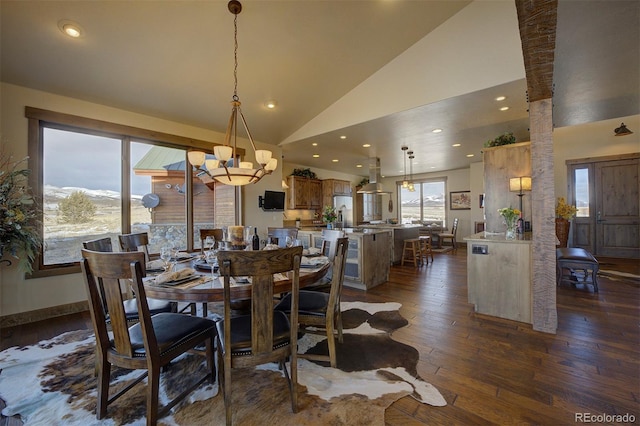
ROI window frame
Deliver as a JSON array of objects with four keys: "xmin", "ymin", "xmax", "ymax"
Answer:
[
  {"xmin": 26, "ymin": 107, "xmax": 243, "ymax": 278},
  {"xmin": 396, "ymin": 177, "xmax": 447, "ymax": 226}
]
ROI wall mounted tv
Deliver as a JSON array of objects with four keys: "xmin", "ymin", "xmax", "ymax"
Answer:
[{"xmin": 259, "ymin": 190, "xmax": 286, "ymax": 211}]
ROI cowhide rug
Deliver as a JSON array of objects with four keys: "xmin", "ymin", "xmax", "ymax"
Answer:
[{"xmin": 0, "ymin": 302, "xmax": 445, "ymax": 425}]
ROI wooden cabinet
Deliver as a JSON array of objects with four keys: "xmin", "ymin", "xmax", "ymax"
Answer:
[
  {"xmin": 287, "ymin": 176, "xmax": 322, "ymax": 209},
  {"xmin": 322, "ymin": 179, "xmax": 351, "ymax": 208},
  {"xmin": 343, "ymin": 231, "xmax": 391, "ymax": 290}
]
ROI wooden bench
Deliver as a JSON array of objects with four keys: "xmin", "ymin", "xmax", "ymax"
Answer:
[{"xmin": 556, "ymin": 248, "xmax": 599, "ymax": 293}]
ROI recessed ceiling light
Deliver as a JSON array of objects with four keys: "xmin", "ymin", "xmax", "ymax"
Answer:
[
  {"xmin": 58, "ymin": 20, "xmax": 84, "ymax": 38},
  {"xmin": 432, "ymin": 128, "xmax": 443, "ymax": 133},
  {"xmin": 340, "ymin": 135, "xmax": 347, "ymax": 139},
  {"xmin": 500, "ymin": 106, "xmax": 510, "ymax": 111},
  {"xmin": 452, "ymin": 143, "xmax": 461, "ymax": 147},
  {"xmin": 466, "ymin": 154, "xmax": 475, "ymax": 157},
  {"xmin": 430, "ymin": 166, "xmax": 436, "ymax": 169},
  {"xmin": 356, "ymin": 164, "xmax": 363, "ymax": 168},
  {"xmin": 312, "ymin": 154, "xmax": 319, "ymax": 158},
  {"xmin": 362, "ymin": 144, "xmax": 371, "ymax": 148},
  {"xmin": 495, "ymin": 96, "xmax": 506, "ymax": 101},
  {"xmin": 264, "ymin": 100, "xmax": 277, "ymax": 109},
  {"xmin": 312, "ymin": 142, "xmax": 318, "ymax": 146},
  {"xmin": 332, "ymin": 159, "xmax": 339, "ymax": 163}
]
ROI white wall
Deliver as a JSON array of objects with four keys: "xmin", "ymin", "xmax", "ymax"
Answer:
[{"xmin": 0, "ymin": 82, "xmax": 283, "ymax": 317}]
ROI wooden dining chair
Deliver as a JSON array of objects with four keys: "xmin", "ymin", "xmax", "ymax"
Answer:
[
  {"xmin": 437, "ymin": 217, "xmax": 459, "ymax": 252},
  {"xmin": 275, "ymin": 237, "xmax": 348, "ymax": 368},
  {"xmin": 267, "ymin": 227, "xmax": 298, "ymax": 247},
  {"xmin": 216, "ymin": 247, "xmax": 303, "ymax": 426},
  {"xmin": 305, "ymin": 229, "xmax": 345, "ymax": 291},
  {"xmin": 118, "ymin": 232, "xmax": 152, "ymax": 262},
  {"xmin": 80, "ymin": 249, "xmax": 217, "ymax": 425},
  {"xmin": 82, "ymin": 237, "xmax": 175, "ymax": 321},
  {"xmin": 199, "ymin": 228, "xmax": 224, "ymax": 253}
]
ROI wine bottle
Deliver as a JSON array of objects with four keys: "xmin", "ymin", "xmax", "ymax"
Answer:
[{"xmin": 252, "ymin": 227, "xmax": 260, "ymax": 250}]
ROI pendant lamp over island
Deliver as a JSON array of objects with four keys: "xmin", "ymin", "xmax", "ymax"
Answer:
[{"xmin": 187, "ymin": 0, "xmax": 276, "ymax": 186}]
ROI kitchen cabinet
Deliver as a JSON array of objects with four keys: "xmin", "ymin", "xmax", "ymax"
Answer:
[
  {"xmin": 287, "ymin": 176, "xmax": 322, "ymax": 209},
  {"xmin": 322, "ymin": 179, "xmax": 351, "ymax": 209}
]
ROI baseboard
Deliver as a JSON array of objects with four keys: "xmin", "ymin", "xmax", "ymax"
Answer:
[{"xmin": 0, "ymin": 301, "xmax": 88, "ymax": 328}]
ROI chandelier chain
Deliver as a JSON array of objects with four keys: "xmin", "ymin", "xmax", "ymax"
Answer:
[{"xmin": 233, "ymin": 12, "xmax": 238, "ymax": 99}]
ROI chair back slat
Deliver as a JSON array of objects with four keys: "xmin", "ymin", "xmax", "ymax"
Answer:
[
  {"xmin": 82, "ymin": 237, "xmax": 114, "ymax": 252},
  {"xmin": 81, "ymin": 249, "xmax": 149, "ymax": 358},
  {"xmin": 320, "ymin": 229, "xmax": 345, "ymax": 260},
  {"xmin": 327, "ymin": 237, "xmax": 349, "ymax": 314},
  {"xmin": 218, "ymin": 247, "xmax": 302, "ymax": 357}
]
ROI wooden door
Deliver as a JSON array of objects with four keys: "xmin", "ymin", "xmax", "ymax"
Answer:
[{"xmin": 569, "ymin": 154, "xmax": 639, "ymax": 258}]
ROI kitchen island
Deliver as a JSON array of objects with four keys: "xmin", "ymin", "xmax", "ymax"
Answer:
[
  {"xmin": 356, "ymin": 224, "xmax": 421, "ymax": 264},
  {"xmin": 464, "ymin": 232, "xmax": 532, "ymax": 324},
  {"xmin": 298, "ymin": 228, "xmax": 391, "ymax": 290}
]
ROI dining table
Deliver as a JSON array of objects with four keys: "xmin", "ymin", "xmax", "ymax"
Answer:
[{"xmin": 143, "ymin": 253, "xmax": 331, "ymax": 304}]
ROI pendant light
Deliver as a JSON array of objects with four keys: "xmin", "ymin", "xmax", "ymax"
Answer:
[
  {"xmin": 407, "ymin": 151, "xmax": 416, "ymax": 192},
  {"xmin": 187, "ymin": 0, "xmax": 276, "ymax": 186},
  {"xmin": 401, "ymin": 146, "xmax": 409, "ymax": 189}
]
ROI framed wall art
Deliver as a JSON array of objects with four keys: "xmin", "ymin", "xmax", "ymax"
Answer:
[{"xmin": 450, "ymin": 191, "xmax": 471, "ymax": 210}]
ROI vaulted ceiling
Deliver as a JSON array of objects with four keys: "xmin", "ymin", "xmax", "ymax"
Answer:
[{"xmin": 1, "ymin": 1, "xmax": 638, "ymax": 178}]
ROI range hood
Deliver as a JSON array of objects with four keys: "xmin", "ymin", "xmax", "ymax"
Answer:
[{"xmin": 357, "ymin": 157, "xmax": 391, "ymax": 194}]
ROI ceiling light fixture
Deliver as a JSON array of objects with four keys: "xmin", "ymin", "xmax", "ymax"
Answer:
[
  {"xmin": 187, "ymin": 1, "xmax": 276, "ymax": 186},
  {"xmin": 407, "ymin": 151, "xmax": 416, "ymax": 192},
  {"xmin": 340, "ymin": 135, "xmax": 347, "ymax": 139},
  {"xmin": 264, "ymin": 100, "xmax": 277, "ymax": 109},
  {"xmin": 495, "ymin": 96, "xmax": 506, "ymax": 101},
  {"xmin": 401, "ymin": 146, "xmax": 409, "ymax": 189},
  {"xmin": 614, "ymin": 122, "xmax": 633, "ymax": 136},
  {"xmin": 362, "ymin": 144, "xmax": 371, "ymax": 148},
  {"xmin": 500, "ymin": 106, "xmax": 510, "ymax": 111},
  {"xmin": 312, "ymin": 154, "xmax": 320, "ymax": 158},
  {"xmin": 432, "ymin": 128, "xmax": 443, "ymax": 133},
  {"xmin": 58, "ymin": 20, "xmax": 83, "ymax": 38}
]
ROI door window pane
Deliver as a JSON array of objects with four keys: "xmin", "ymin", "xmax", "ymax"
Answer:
[
  {"xmin": 43, "ymin": 128, "xmax": 121, "ymax": 265},
  {"xmin": 574, "ymin": 168, "xmax": 589, "ymax": 217}
]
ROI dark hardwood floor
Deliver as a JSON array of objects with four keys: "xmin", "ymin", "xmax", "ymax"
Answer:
[{"xmin": 1, "ymin": 250, "xmax": 638, "ymax": 425}]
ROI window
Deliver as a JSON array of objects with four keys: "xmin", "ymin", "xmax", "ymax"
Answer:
[
  {"xmin": 398, "ymin": 179, "xmax": 446, "ymax": 225},
  {"xmin": 574, "ymin": 167, "xmax": 590, "ymax": 217},
  {"xmin": 27, "ymin": 108, "xmax": 227, "ymax": 277}
]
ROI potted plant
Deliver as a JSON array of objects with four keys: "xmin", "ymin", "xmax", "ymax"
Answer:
[
  {"xmin": 322, "ymin": 205, "xmax": 337, "ymax": 229},
  {"xmin": 555, "ymin": 197, "xmax": 578, "ymax": 248},
  {"xmin": 1, "ymin": 151, "xmax": 41, "ymax": 273},
  {"xmin": 484, "ymin": 132, "xmax": 517, "ymax": 148}
]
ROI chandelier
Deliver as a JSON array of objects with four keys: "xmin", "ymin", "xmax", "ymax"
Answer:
[{"xmin": 187, "ymin": 0, "xmax": 277, "ymax": 186}]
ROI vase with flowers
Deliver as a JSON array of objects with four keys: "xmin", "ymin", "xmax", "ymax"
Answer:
[
  {"xmin": 555, "ymin": 197, "xmax": 578, "ymax": 247},
  {"xmin": 322, "ymin": 205, "xmax": 337, "ymax": 229},
  {"xmin": 498, "ymin": 206, "xmax": 521, "ymax": 240},
  {"xmin": 1, "ymin": 151, "xmax": 41, "ymax": 273}
]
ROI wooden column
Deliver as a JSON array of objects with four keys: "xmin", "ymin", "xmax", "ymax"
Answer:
[{"xmin": 530, "ymin": 98, "xmax": 557, "ymax": 333}]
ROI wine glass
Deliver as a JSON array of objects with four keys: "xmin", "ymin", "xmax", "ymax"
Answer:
[
  {"xmin": 205, "ymin": 249, "xmax": 218, "ymax": 281},
  {"xmin": 285, "ymin": 236, "xmax": 293, "ymax": 248},
  {"xmin": 204, "ymin": 236, "xmax": 215, "ymax": 251},
  {"xmin": 160, "ymin": 247, "xmax": 172, "ymax": 272},
  {"xmin": 170, "ymin": 246, "xmax": 180, "ymax": 270}
]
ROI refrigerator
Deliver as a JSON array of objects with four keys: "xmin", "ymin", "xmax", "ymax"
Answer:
[{"xmin": 333, "ymin": 196, "xmax": 353, "ymax": 228}]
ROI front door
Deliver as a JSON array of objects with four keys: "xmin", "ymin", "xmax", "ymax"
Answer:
[{"xmin": 569, "ymin": 154, "xmax": 639, "ymax": 258}]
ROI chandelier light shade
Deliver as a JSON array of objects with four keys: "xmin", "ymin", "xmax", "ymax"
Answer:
[
  {"xmin": 614, "ymin": 122, "xmax": 633, "ymax": 136},
  {"xmin": 187, "ymin": 0, "xmax": 276, "ymax": 186}
]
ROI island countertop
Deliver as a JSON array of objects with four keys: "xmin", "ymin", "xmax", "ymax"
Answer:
[{"xmin": 464, "ymin": 231, "xmax": 532, "ymax": 244}]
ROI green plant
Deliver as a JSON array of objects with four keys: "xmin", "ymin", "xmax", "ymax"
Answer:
[
  {"xmin": 290, "ymin": 168, "xmax": 317, "ymax": 179},
  {"xmin": 0, "ymin": 151, "xmax": 41, "ymax": 273},
  {"xmin": 322, "ymin": 205, "xmax": 337, "ymax": 223},
  {"xmin": 57, "ymin": 191, "xmax": 96, "ymax": 224},
  {"xmin": 484, "ymin": 132, "xmax": 516, "ymax": 148},
  {"xmin": 358, "ymin": 177, "xmax": 369, "ymax": 187},
  {"xmin": 498, "ymin": 206, "xmax": 521, "ymax": 228}
]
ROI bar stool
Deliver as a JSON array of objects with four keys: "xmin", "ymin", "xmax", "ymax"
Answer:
[
  {"xmin": 419, "ymin": 235, "xmax": 434, "ymax": 264},
  {"xmin": 401, "ymin": 238, "xmax": 422, "ymax": 267}
]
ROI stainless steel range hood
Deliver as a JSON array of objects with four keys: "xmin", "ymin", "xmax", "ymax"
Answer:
[{"xmin": 357, "ymin": 157, "xmax": 391, "ymax": 194}]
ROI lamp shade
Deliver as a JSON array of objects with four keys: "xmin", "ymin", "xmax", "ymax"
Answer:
[
  {"xmin": 254, "ymin": 149, "xmax": 272, "ymax": 165},
  {"xmin": 187, "ymin": 151, "xmax": 206, "ymax": 168},
  {"xmin": 214, "ymin": 145, "xmax": 233, "ymax": 162},
  {"xmin": 509, "ymin": 176, "xmax": 531, "ymax": 192},
  {"xmin": 205, "ymin": 159, "xmax": 220, "ymax": 171}
]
